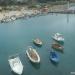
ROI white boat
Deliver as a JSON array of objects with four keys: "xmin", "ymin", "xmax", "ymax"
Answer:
[
  {"xmin": 52, "ymin": 33, "xmax": 64, "ymax": 42},
  {"xmin": 33, "ymin": 38, "xmax": 42, "ymax": 46},
  {"xmin": 8, "ymin": 56, "xmax": 23, "ymax": 75},
  {"xmin": 26, "ymin": 46, "xmax": 40, "ymax": 63}
]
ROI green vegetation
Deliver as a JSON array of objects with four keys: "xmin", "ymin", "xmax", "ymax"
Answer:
[{"xmin": 0, "ymin": 0, "xmax": 70, "ymax": 6}]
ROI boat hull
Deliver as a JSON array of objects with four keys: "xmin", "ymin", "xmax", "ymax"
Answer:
[
  {"xmin": 52, "ymin": 44, "xmax": 64, "ymax": 52},
  {"xmin": 50, "ymin": 51, "xmax": 59, "ymax": 63},
  {"xmin": 33, "ymin": 41, "xmax": 42, "ymax": 46},
  {"xmin": 33, "ymin": 39, "xmax": 42, "ymax": 47},
  {"xmin": 53, "ymin": 37, "xmax": 64, "ymax": 42},
  {"xmin": 8, "ymin": 57, "xmax": 23, "ymax": 75},
  {"xmin": 52, "ymin": 33, "xmax": 64, "ymax": 43},
  {"xmin": 26, "ymin": 49, "xmax": 40, "ymax": 63}
]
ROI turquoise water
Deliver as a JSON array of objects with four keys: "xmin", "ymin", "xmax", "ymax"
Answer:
[{"xmin": 0, "ymin": 14, "xmax": 75, "ymax": 75}]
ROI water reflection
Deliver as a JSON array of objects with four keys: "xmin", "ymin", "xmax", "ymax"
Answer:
[
  {"xmin": 30, "ymin": 61, "xmax": 40, "ymax": 70},
  {"xmin": 50, "ymin": 60, "xmax": 59, "ymax": 67},
  {"xmin": 67, "ymin": 14, "xmax": 69, "ymax": 23},
  {"xmin": 11, "ymin": 71, "xmax": 18, "ymax": 75}
]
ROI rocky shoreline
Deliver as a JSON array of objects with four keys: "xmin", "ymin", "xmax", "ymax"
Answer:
[
  {"xmin": 0, "ymin": 9, "xmax": 42, "ymax": 23},
  {"xmin": 0, "ymin": 4, "xmax": 75, "ymax": 23}
]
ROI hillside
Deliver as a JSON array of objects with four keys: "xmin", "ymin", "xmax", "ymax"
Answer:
[{"xmin": 0, "ymin": 0, "xmax": 69, "ymax": 5}]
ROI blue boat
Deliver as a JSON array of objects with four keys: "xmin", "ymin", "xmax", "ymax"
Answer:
[{"xmin": 50, "ymin": 51, "xmax": 59, "ymax": 63}]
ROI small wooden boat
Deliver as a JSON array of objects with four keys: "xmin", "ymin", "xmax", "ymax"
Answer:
[
  {"xmin": 33, "ymin": 38, "xmax": 42, "ymax": 46},
  {"xmin": 52, "ymin": 43, "xmax": 64, "ymax": 51},
  {"xmin": 50, "ymin": 51, "xmax": 59, "ymax": 63},
  {"xmin": 8, "ymin": 56, "xmax": 23, "ymax": 75},
  {"xmin": 26, "ymin": 46, "xmax": 40, "ymax": 63},
  {"xmin": 52, "ymin": 33, "xmax": 64, "ymax": 42}
]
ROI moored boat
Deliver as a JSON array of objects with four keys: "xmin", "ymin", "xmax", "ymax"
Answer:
[
  {"xmin": 33, "ymin": 38, "xmax": 42, "ymax": 46},
  {"xmin": 52, "ymin": 33, "xmax": 64, "ymax": 42},
  {"xmin": 50, "ymin": 51, "xmax": 59, "ymax": 63},
  {"xmin": 8, "ymin": 56, "xmax": 23, "ymax": 75},
  {"xmin": 26, "ymin": 46, "xmax": 40, "ymax": 63},
  {"xmin": 52, "ymin": 43, "xmax": 64, "ymax": 52}
]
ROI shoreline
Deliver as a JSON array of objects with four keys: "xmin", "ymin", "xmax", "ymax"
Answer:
[
  {"xmin": 0, "ymin": 4, "xmax": 75, "ymax": 23},
  {"xmin": 0, "ymin": 9, "xmax": 41, "ymax": 23}
]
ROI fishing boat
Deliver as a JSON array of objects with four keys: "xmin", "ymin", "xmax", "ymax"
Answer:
[
  {"xmin": 8, "ymin": 56, "xmax": 23, "ymax": 75},
  {"xmin": 50, "ymin": 51, "xmax": 59, "ymax": 63},
  {"xmin": 26, "ymin": 46, "xmax": 40, "ymax": 63},
  {"xmin": 33, "ymin": 38, "xmax": 42, "ymax": 46},
  {"xmin": 52, "ymin": 33, "xmax": 64, "ymax": 42},
  {"xmin": 52, "ymin": 43, "xmax": 64, "ymax": 51}
]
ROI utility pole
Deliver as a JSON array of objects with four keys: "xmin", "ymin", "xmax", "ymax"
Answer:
[
  {"xmin": 67, "ymin": 0, "xmax": 70, "ymax": 9},
  {"xmin": 67, "ymin": 0, "xmax": 70, "ymax": 23}
]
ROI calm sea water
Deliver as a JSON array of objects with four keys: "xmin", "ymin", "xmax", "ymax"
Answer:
[{"xmin": 0, "ymin": 14, "xmax": 75, "ymax": 75}]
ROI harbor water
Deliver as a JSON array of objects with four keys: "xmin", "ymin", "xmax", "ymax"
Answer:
[{"xmin": 0, "ymin": 14, "xmax": 75, "ymax": 75}]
